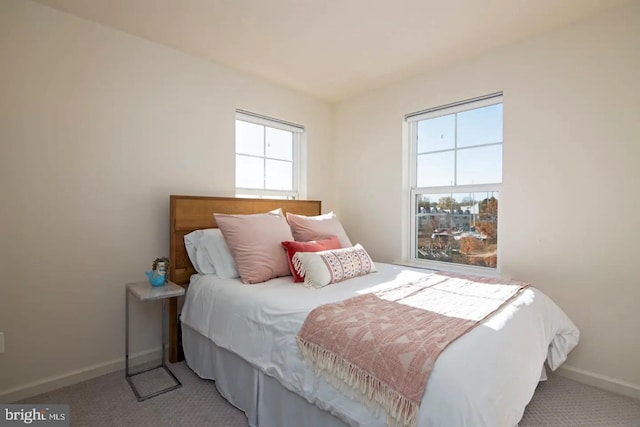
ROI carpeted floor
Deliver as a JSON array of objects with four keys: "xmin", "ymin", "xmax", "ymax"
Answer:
[{"xmin": 18, "ymin": 362, "xmax": 640, "ymax": 426}]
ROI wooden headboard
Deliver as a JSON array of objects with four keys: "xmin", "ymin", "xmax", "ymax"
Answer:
[{"xmin": 167, "ymin": 195, "xmax": 322, "ymax": 361}]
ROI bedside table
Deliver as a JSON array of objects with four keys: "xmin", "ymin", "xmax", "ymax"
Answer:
[{"xmin": 125, "ymin": 280, "xmax": 185, "ymax": 401}]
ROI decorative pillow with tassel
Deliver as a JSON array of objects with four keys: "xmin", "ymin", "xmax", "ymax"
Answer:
[
  {"xmin": 293, "ymin": 244, "xmax": 376, "ymax": 288},
  {"xmin": 281, "ymin": 235, "xmax": 342, "ymax": 282}
]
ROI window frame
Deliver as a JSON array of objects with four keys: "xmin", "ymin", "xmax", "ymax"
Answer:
[
  {"xmin": 235, "ymin": 110, "xmax": 306, "ymax": 199},
  {"xmin": 406, "ymin": 93, "xmax": 503, "ymax": 275}
]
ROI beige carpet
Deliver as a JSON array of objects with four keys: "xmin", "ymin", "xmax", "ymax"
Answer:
[
  {"xmin": 18, "ymin": 362, "xmax": 640, "ymax": 426},
  {"xmin": 519, "ymin": 374, "xmax": 640, "ymax": 427}
]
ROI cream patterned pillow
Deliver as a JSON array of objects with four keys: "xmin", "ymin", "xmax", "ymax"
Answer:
[{"xmin": 293, "ymin": 244, "xmax": 376, "ymax": 288}]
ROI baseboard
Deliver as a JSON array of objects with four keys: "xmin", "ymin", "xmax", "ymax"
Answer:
[
  {"xmin": 556, "ymin": 364, "xmax": 640, "ymax": 400},
  {"xmin": 0, "ymin": 347, "xmax": 162, "ymax": 403}
]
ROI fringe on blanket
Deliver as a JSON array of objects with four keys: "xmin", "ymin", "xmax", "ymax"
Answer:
[{"xmin": 297, "ymin": 336, "xmax": 419, "ymax": 427}]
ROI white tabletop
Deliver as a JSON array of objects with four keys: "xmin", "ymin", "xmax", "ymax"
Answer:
[{"xmin": 126, "ymin": 280, "xmax": 185, "ymax": 301}]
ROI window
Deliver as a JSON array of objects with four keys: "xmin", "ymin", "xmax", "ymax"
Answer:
[
  {"xmin": 407, "ymin": 93, "xmax": 502, "ymax": 270},
  {"xmin": 235, "ymin": 110, "xmax": 305, "ymax": 199}
]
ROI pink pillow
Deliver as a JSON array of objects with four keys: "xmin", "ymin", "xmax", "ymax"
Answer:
[
  {"xmin": 214, "ymin": 211, "xmax": 294, "ymax": 284},
  {"xmin": 286, "ymin": 212, "xmax": 353, "ymax": 248},
  {"xmin": 281, "ymin": 236, "xmax": 342, "ymax": 282}
]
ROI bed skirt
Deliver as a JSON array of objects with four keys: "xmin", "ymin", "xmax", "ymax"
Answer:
[{"xmin": 181, "ymin": 323, "xmax": 351, "ymax": 427}]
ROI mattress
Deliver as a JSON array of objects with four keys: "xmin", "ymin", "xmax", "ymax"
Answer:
[{"xmin": 180, "ymin": 263, "xmax": 579, "ymax": 427}]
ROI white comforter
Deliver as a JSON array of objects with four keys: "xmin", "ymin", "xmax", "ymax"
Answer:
[{"xmin": 180, "ymin": 263, "xmax": 579, "ymax": 427}]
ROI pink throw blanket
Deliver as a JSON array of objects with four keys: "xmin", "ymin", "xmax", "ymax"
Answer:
[{"xmin": 296, "ymin": 272, "xmax": 529, "ymax": 427}]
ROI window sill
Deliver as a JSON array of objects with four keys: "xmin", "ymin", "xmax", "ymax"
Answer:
[{"xmin": 393, "ymin": 259, "xmax": 502, "ymax": 278}]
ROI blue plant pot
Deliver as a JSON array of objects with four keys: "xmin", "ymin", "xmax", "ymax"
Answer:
[
  {"xmin": 145, "ymin": 271, "xmax": 166, "ymax": 287},
  {"xmin": 150, "ymin": 278, "xmax": 165, "ymax": 287}
]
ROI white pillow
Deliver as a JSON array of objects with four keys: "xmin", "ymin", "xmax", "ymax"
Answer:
[
  {"xmin": 293, "ymin": 244, "xmax": 376, "ymax": 288},
  {"xmin": 200, "ymin": 228, "xmax": 239, "ymax": 279},
  {"xmin": 184, "ymin": 230, "xmax": 216, "ymax": 274},
  {"xmin": 183, "ymin": 229, "xmax": 239, "ymax": 278},
  {"xmin": 184, "ymin": 231, "xmax": 201, "ymax": 271}
]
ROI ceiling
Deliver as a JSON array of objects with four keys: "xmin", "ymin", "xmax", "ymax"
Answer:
[{"xmin": 32, "ymin": 0, "xmax": 631, "ymax": 102}]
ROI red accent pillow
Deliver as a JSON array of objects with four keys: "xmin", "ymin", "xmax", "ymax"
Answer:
[{"xmin": 281, "ymin": 236, "xmax": 342, "ymax": 282}]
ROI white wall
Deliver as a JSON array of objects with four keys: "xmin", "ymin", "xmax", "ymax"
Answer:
[
  {"xmin": 334, "ymin": 2, "xmax": 640, "ymax": 394},
  {"xmin": 0, "ymin": 0, "xmax": 333, "ymax": 399},
  {"xmin": 2, "ymin": 0, "xmax": 638, "ymax": 403}
]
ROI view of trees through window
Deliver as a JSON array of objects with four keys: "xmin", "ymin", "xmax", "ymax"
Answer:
[
  {"xmin": 409, "ymin": 94, "xmax": 502, "ymax": 270},
  {"xmin": 416, "ymin": 192, "xmax": 498, "ymax": 268}
]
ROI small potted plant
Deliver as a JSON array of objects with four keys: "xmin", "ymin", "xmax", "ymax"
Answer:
[{"xmin": 145, "ymin": 257, "xmax": 171, "ymax": 287}]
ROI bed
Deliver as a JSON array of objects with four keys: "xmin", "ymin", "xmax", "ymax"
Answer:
[{"xmin": 168, "ymin": 195, "xmax": 580, "ymax": 427}]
